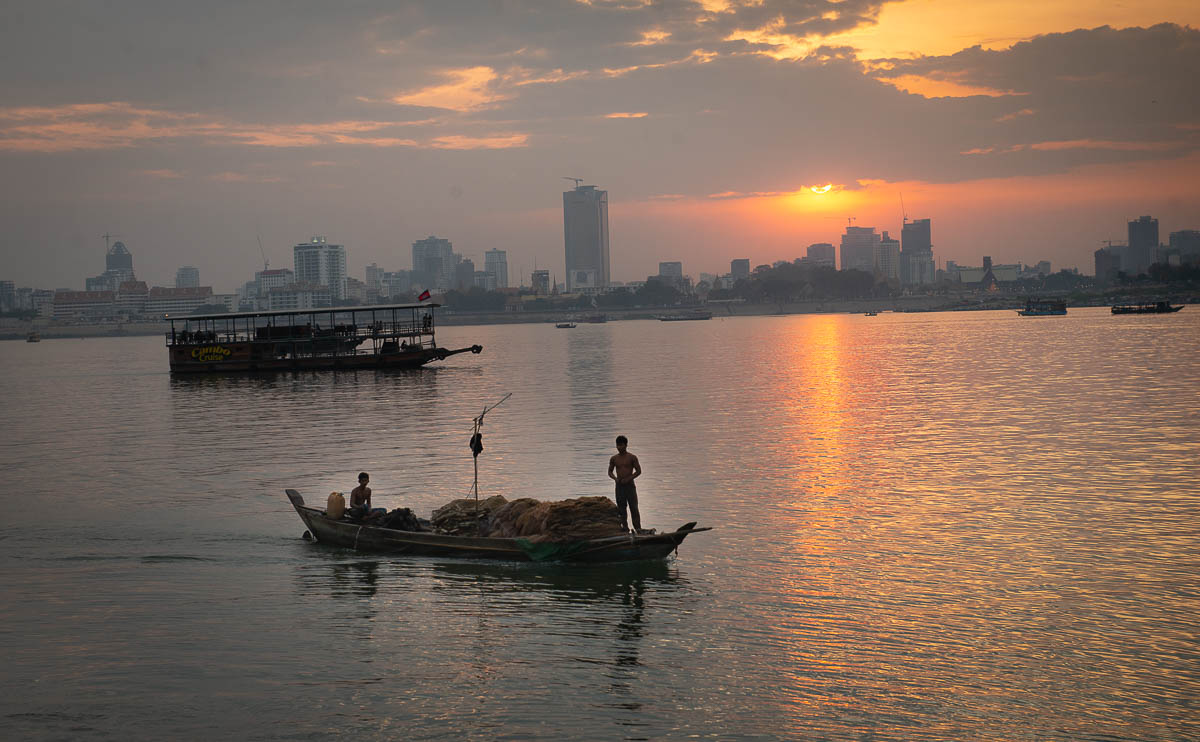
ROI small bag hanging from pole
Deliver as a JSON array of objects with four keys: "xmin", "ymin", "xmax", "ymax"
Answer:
[{"xmin": 468, "ymin": 393, "xmax": 512, "ymax": 529}]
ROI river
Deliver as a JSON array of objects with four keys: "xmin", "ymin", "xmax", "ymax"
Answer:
[{"xmin": 1, "ymin": 308, "xmax": 1197, "ymax": 740}]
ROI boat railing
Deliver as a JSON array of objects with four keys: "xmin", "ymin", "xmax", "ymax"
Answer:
[{"xmin": 165, "ymin": 320, "xmax": 435, "ymax": 347}]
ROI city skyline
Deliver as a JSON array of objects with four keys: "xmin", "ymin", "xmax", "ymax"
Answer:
[{"xmin": 1, "ymin": 2, "xmax": 1198, "ymax": 289}]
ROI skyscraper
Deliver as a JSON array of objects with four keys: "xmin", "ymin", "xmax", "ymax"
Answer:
[
  {"xmin": 900, "ymin": 218, "xmax": 935, "ymax": 285},
  {"xmin": 87, "ymin": 239, "xmax": 136, "ymax": 291},
  {"xmin": 484, "ymin": 248, "xmax": 509, "ymax": 288},
  {"xmin": 293, "ymin": 236, "xmax": 347, "ymax": 301},
  {"xmin": 840, "ymin": 226, "xmax": 879, "ymax": 273},
  {"xmin": 730, "ymin": 259, "xmax": 750, "ymax": 280},
  {"xmin": 106, "ymin": 240, "xmax": 133, "ymax": 275},
  {"xmin": 563, "ymin": 184, "xmax": 609, "ymax": 292},
  {"xmin": 1127, "ymin": 215, "xmax": 1159, "ymax": 275},
  {"xmin": 876, "ymin": 231, "xmax": 900, "ymax": 281},
  {"xmin": 412, "ymin": 236, "xmax": 455, "ymax": 290},
  {"xmin": 175, "ymin": 266, "xmax": 199, "ymax": 288}
]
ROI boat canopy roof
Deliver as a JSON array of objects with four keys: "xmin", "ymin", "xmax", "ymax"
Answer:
[{"xmin": 168, "ymin": 301, "xmax": 442, "ymax": 322}]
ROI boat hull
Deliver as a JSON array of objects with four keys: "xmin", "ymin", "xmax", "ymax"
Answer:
[
  {"xmin": 170, "ymin": 346, "xmax": 476, "ymax": 373},
  {"xmin": 286, "ymin": 490, "xmax": 705, "ymax": 563}
]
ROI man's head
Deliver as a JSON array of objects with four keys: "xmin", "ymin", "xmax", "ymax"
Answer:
[
  {"xmin": 358, "ymin": 472, "xmax": 369, "ymax": 484},
  {"xmin": 615, "ymin": 435, "xmax": 627, "ymax": 452}
]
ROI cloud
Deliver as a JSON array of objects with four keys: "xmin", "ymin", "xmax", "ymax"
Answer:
[
  {"xmin": 391, "ymin": 66, "xmax": 506, "ymax": 111},
  {"xmin": 428, "ymin": 134, "xmax": 528, "ymax": 149},
  {"xmin": 605, "ymin": 112, "xmax": 648, "ymax": 118},
  {"xmin": 0, "ymin": 101, "xmax": 527, "ymax": 152}
]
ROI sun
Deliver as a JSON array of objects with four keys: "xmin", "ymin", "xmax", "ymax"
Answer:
[{"xmin": 809, "ymin": 184, "xmax": 833, "ymax": 194}]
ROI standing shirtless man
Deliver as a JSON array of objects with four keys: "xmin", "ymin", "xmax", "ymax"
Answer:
[{"xmin": 608, "ymin": 435, "xmax": 642, "ymax": 532}]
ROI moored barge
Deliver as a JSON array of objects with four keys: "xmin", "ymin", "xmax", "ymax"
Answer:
[{"xmin": 166, "ymin": 302, "xmax": 482, "ymax": 373}]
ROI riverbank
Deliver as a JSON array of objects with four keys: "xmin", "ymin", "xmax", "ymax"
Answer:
[{"xmin": 3, "ymin": 291, "xmax": 1194, "ymax": 340}]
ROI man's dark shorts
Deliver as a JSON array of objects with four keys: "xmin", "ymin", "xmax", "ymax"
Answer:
[{"xmin": 615, "ymin": 482, "xmax": 640, "ymax": 529}]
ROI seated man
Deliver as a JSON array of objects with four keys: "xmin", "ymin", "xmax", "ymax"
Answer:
[{"xmin": 348, "ymin": 472, "xmax": 383, "ymax": 520}]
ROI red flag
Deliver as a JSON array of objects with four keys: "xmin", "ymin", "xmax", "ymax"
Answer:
[{"xmin": 417, "ymin": 289, "xmax": 431, "ymax": 301}]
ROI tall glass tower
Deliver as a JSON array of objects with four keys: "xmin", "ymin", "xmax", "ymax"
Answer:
[{"xmin": 563, "ymin": 184, "xmax": 610, "ymax": 292}]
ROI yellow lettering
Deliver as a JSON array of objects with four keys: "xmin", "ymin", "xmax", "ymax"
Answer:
[{"xmin": 190, "ymin": 345, "xmax": 232, "ymax": 362}]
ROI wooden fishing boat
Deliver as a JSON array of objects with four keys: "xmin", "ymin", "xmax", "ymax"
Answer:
[
  {"xmin": 165, "ymin": 302, "xmax": 482, "ymax": 373},
  {"xmin": 286, "ymin": 489, "xmax": 710, "ymax": 563}
]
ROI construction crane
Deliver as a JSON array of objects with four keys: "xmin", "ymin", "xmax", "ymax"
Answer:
[
  {"xmin": 257, "ymin": 234, "xmax": 269, "ymax": 271},
  {"xmin": 562, "ymin": 177, "xmax": 583, "ymax": 188},
  {"xmin": 900, "ymin": 191, "xmax": 909, "ymax": 224},
  {"xmin": 101, "ymin": 232, "xmax": 120, "ymax": 251}
]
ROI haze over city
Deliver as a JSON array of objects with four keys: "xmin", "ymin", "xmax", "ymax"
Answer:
[{"xmin": 1, "ymin": 0, "xmax": 1198, "ymax": 290}]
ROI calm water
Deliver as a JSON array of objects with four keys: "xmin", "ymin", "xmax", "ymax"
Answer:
[{"xmin": 1, "ymin": 308, "xmax": 1198, "ymax": 740}]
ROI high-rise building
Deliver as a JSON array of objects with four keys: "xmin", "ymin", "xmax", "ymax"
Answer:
[
  {"xmin": 412, "ymin": 236, "xmax": 454, "ymax": 290},
  {"xmin": 1094, "ymin": 248, "xmax": 1121, "ymax": 284},
  {"xmin": 88, "ymin": 239, "xmax": 136, "ymax": 292},
  {"xmin": 840, "ymin": 227, "xmax": 879, "ymax": 273},
  {"xmin": 876, "ymin": 231, "xmax": 900, "ymax": 281},
  {"xmin": 175, "ymin": 266, "xmax": 200, "ymax": 288},
  {"xmin": 484, "ymin": 249, "xmax": 509, "ymax": 288},
  {"xmin": 293, "ymin": 237, "xmax": 347, "ymax": 301},
  {"xmin": 365, "ymin": 263, "xmax": 384, "ymax": 293},
  {"xmin": 900, "ymin": 218, "xmax": 935, "ymax": 285},
  {"xmin": 1127, "ymin": 215, "xmax": 1159, "ymax": 275},
  {"xmin": 0, "ymin": 280, "xmax": 14, "ymax": 312},
  {"xmin": 730, "ymin": 259, "xmax": 750, "ymax": 280},
  {"xmin": 806, "ymin": 243, "xmax": 836, "ymax": 268},
  {"xmin": 1169, "ymin": 230, "xmax": 1200, "ymax": 265},
  {"xmin": 658, "ymin": 261, "xmax": 683, "ymax": 279},
  {"xmin": 563, "ymin": 184, "xmax": 610, "ymax": 292},
  {"xmin": 531, "ymin": 269, "xmax": 551, "ymax": 295},
  {"xmin": 106, "ymin": 240, "xmax": 133, "ymax": 275}
]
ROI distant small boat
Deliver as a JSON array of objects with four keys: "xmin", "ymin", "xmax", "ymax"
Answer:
[
  {"xmin": 26, "ymin": 331, "xmax": 41, "ymax": 343},
  {"xmin": 1017, "ymin": 299, "xmax": 1067, "ymax": 316},
  {"xmin": 555, "ymin": 321, "xmax": 576, "ymax": 329},
  {"xmin": 864, "ymin": 311, "xmax": 878, "ymax": 317},
  {"xmin": 658, "ymin": 310, "xmax": 712, "ymax": 322},
  {"xmin": 1111, "ymin": 301, "xmax": 1183, "ymax": 315}
]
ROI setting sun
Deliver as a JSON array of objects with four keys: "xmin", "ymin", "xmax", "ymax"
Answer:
[{"xmin": 809, "ymin": 184, "xmax": 833, "ymax": 194}]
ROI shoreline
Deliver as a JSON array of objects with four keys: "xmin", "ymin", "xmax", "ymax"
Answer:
[{"xmin": 2, "ymin": 294, "xmax": 1194, "ymax": 340}]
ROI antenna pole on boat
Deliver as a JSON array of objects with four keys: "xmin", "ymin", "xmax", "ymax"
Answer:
[{"xmin": 469, "ymin": 392, "xmax": 512, "ymax": 506}]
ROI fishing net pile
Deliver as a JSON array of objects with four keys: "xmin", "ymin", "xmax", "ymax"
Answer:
[
  {"xmin": 377, "ymin": 507, "xmax": 424, "ymax": 532},
  {"xmin": 430, "ymin": 495, "xmax": 508, "ymax": 535},
  {"xmin": 430, "ymin": 495, "xmax": 626, "ymax": 542}
]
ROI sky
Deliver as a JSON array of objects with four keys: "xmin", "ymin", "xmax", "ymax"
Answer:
[{"xmin": 1, "ymin": 0, "xmax": 1198, "ymax": 291}]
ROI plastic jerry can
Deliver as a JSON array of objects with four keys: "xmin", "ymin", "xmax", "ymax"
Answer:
[{"xmin": 326, "ymin": 491, "xmax": 346, "ymax": 519}]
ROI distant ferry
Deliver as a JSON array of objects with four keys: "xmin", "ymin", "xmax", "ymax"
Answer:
[
  {"xmin": 658, "ymin": 310, "xmax": 712, "ymax": 322},
  {"xmin": 1111, "ymin": 301, "xmax": 1183, "ymax": 315},
  {"xmin": 1017, "ymin": 299, "xmax": 1067, "ymax": 316},
  {"xmin": 165, "ymin": 302, "xmax": 482, "ymax": 373},
  {"xmin": 26, "ymin": 330, "xmax": 40, "ymax": 343},
  {"xmin": 555, "ymin": 321, "xmax": 576, "ymax": 328}
]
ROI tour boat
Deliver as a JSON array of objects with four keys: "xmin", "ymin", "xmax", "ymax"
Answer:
[
  {"xmin": 1017, "ymin": 299, "xmax": 1067, "ymax": 316},
  {"xmin": 657, "ymin": 310, "xmax": 712, "ymax": 321},
  {"xmin": 555, "ymin": 321, "xmax": 576, "ymax": 328},
  {"xmin": 1111, "ymin": 301, "xmax": 1183, "ymax": 314},
  {"xmin": 165, "ymin": 302, "xmax": 481, "ymax": 373},
  {"xmin": 26, "ymin": 331, "xmax": 40, "ymax": 342},
  {"xmin": 286, "ymin": 490, "xmax": 710, "ymax": 563}
]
